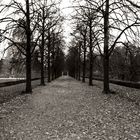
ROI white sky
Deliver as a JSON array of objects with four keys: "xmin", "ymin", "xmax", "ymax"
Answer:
[{"xmin": 60, "ymin": 0, "xmax": 73, "ymax": 45}]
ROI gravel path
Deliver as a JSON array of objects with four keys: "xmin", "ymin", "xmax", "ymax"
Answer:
[{"xmin": 0, "ymin": 76, "xmax": 140, "ymax": 140}]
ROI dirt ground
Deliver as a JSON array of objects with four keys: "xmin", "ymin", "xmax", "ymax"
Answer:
[{"xmin": 0, "ymin": 76, "xmax": 140, "ymax": 140}]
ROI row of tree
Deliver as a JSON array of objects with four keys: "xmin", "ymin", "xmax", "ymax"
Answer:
[
  {"xmin": 66, "ymin": 0, "xmax": 140, "ymax": 93},
  {"xmin": 0, "ymin": 0, "xmax": 65, "ymax": 93}
]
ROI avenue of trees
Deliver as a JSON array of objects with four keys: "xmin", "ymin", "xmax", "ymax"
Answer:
[
  {"xmin": 0, "ymin": 0, "xmax": 65, "ymax": 93},
  {"xmin": 66, "ymin": 0, "xmax": 140, "ymax": 93},
  {"xmin": 0, "ymin": 0, "xmax": 140, "ymax": 95}
]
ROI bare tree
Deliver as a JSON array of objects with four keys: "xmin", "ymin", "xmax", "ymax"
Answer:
[
  {"xmin": 83, "ymin": 0, "xmax": 140, "ymax": 93},
  {"xmin": 35, "ymin": 0, "xmax": 62, "ymax": 85},
  {"xmin": 72, "ymin": 1, "xmax": 100, "ymax": 85},
  {"xmin": 25, "ymin": 0, "xmax": 32, "ymax": 92},
  {"xmin": 51, "ymin": 28, "xmax": 64, "ymax": 80},
  {"xmin": 0, "ymin": 0, "xmax": 41, "ymax": 93},
  {"xmin": 35, "ymin": 0, "xmax": 63, "ymax": 83}
]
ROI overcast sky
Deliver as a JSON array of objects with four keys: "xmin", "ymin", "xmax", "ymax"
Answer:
[{"xmin": 60, "ymin": 0, "xmax": 73, "ymax": 45}]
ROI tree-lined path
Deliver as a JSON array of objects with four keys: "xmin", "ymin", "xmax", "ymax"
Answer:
[{"xmin": 0, "ymin": 76, "xmax": 140, "ymax": 139}]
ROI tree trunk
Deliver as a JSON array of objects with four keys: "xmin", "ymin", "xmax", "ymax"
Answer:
[
  {"xmin": 26, "ymin": 51, "xmax": 32, "ymax": 93},
  {"xmin": 78, "ymin": 45, "xmax": 81, "ymax": 81},
  {"xmin": 82, "ymin": 35, "xmax": 86, "ymax": 83},
  {"xmin": 89, "ymin": 21, "xmax": 93, "ymax": 86},
  {"xmin": 40, "ymin": 44, "xmax": 45, "ymax": 85},
  {"xmin": 74, "ymin": 57, "xmax": 77, "ymax": 79},
  {"xmin": 51, "ymin": 52, "xmax": 55, "ymax": 80},
  {"xmin": 103, "ymin": 56, "xmax": 109, "ymax": 93},
  {"xmin": 103, "ymin": 0, "xmax": 110, "ymax": 93},
  {"xmin": 51, "ymin": 34, "xmax": 55, "ymax": 81},
  {"xmin": 48, "ymin": 31, "xmax": 51, "ymax": 83},
  {"xmin": 40, "ymin": 35, "xmax": 45, "ymax": 85},
  {"xmin": 25, "ymin": 0, "xmax": 32, "ymax": 93},
  {"xmin": 40, "ymin": 7, "xmax": 45, "ymax": 85}
]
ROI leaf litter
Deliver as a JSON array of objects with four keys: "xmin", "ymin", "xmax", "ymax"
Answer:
[{"xmin": 0, "ymin": 76, "xmax": 140, "ymax": 139}]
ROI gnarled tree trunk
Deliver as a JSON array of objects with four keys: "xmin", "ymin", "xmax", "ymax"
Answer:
[
  {"xmin": 103, "ymin": 0, "xmax": 110, "ymax": 93},
  {"xmin": 25, "ymin": 0, "xmax": 32, "ymax": 93},
  {"xmin": 89, "ymin": 20, "xmax": 93, "ymax": 86},
  {"xmin": 40, "ymin": 7, "xmax": 45, "ymax": 85}
]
